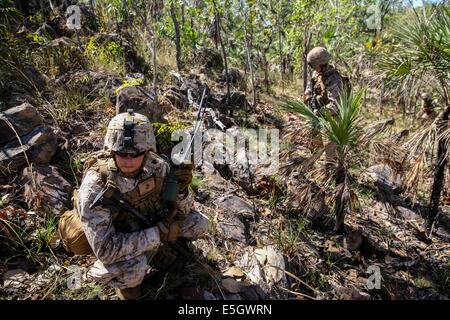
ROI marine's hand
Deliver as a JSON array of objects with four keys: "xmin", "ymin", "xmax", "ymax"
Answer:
[
  {"xmin": 157, "ymin": 219, "xmax": 183, "ymax": 242},
  {"xmin": 174, "ymin": 163, "xmax": 194, "ymax": 192}
]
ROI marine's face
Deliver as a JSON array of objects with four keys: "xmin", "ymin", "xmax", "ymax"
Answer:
[{"xmin": 114, "ymin": 153, "xmax": 145, "ymax": 173}]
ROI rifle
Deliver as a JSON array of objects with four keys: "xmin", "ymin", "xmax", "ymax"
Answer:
[
  {"xmin": 162, "ymin": 85, "xmax": 210, "ymax": 201},
  {"xmin": 309, "ymin": 78, "xmax": 317, "ymax": 112}
]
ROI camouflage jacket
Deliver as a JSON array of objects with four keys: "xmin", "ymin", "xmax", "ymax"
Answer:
[
  {"xmin": 304, "ymin": 66, "xmax": 343, "ymax": 115},
  {"xmin": 76, "ymin": 152, "xmax": 193, "ymax": 265}
]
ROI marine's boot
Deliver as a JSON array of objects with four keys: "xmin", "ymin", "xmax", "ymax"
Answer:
[{"xmin": 115, "ymin": 285, "xmax": 142, "ymax": 300}]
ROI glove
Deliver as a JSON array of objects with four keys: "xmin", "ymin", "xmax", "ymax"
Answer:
[
  {"xmin": 174, "ymin": 163, "xmax": 194, "ymax": 192},
  {"xmin": 156, "ymin": 214, "xmax": 184, "ymax": 242}
]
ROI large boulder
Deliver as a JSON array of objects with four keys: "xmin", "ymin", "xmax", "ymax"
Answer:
[
  {"xmin": 0, "ymin": 125, "xmax": 58, "ymax": 175},
  {"xmin": 55, "ymin": 71, "xmax": 122, "ymax": 104},
  {"xmin": 216, "ymin": 195, "xmax": 254, "ymax": 244},
  {"xmin": 218, "ymin": 68, "xmax": 245, "ymax": 90},
  {"xmin": 219, "ymin": 92, "xmax": 249, "ymax": 114},
  {"xmin": 365, "ymin": 164, "xmax": 401, "ymax": 193},
  {"xmin": 23, "ymin": 67, "xmax": 48, "ymax": 92},
  {"xmin": 20, "ymin": 165, "xmax": 73, "ymax": 216},
  {"xmin": 116, "ymin": 85, "xmax": 165, "ymax": 123},
  {"xmin": 0, "ymin": 103, "xmax": 43, "ymax": 145},
  {"xmin": 189, "ymin": 47, "xmax": 223, "ymax": 73},
  {"xmin": 161, "ymin": 86, "xmax": 189, "ymax": 110}
]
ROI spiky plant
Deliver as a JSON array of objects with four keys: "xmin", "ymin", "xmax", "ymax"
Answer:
[
  {"xmin": 377, "ymin": 4, "xmax": 449, "ymax": 105},
  {"xmin": 378, "ymin": 4, "xmax": 449, "ymax": 234},
  {"xmin": 283, "ymin": 88, "xmax": 365, "ymax": 233}
]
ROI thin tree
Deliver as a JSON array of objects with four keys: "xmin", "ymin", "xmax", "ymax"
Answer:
[
  {"xmin": 211, "ymin": 0, "xmax": 230, "ymax": 113},
  {"xmin": 244, "ymin": 8, "xmax": 256, "ymax": 108},
  {"xmin": 169, "ymin": 0, "xmax": 183, "ymax": 72}
]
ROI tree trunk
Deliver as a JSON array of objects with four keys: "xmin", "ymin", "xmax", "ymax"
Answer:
[
  {"xmin": 427, "ymin": 105, "xmax": 450, "ymax": 232},
  {"xmin": 302, "ymin": 28, "xmax": 312, "ymax": 93},
  {"xmin": 277, "ymin": 5, "xmax": 284, "ymax": 93},
  {"xmin": 170, "ymin": 3, "xmax": 183, "ymax": 72},
  {"xmin": 244, "ymin": 10, "xmax": 256, "ymax": 108},
  {"xmin": 181, "ymin": 2, "xmax": 186, "ymax": 26},
  {"xmin": 212, "ymin": 0, "xmax": 230, "ymax": 114},
  {"xmin": 334, "ymin": 160, "xmax": 346, "ymax": 233}
]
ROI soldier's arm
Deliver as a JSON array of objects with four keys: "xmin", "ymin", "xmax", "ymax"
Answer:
[
  {"xmin": 175, "ymin": 189, "xmax": 194, "ymax": 218},
  {"xmin": 77, "ymin": 170, "xmax": 161, "ymax": 265},
  {"xmin": 304, "ymin": 82, "xmax": 312, "ymax": 104},
  {"xmin": 321, "ymin": 75, "xmax": 343, "ymax": 115}
]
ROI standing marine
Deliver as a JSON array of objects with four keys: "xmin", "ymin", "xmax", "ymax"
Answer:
[{"xmin": 303, "ymin": 46, "xmax": 347, "ymax": 168}]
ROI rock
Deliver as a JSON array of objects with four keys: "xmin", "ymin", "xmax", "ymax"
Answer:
[
  {"xmin": 116, "ymin": 86, "xmax": 165, "ymax": 123},
  {"xmin": 162, "ymin": 86, "xmax": 189, "ymax": 110},
  {"xmin": 218, "ymin": 195, "xmax": 254, "ymax": 217},
  {"xmin": 396, "ymin": 206, "xmax": 421, "ymax": 221},
  {"xmin": 0, "ymin": 103, "xmax": 43, "ymax": 145},
  {"xmin": 221, "ymin": 278, "xmax": 242, "ymax": 293},
  {"xmin": 365, "ymin": 164, "xmax": 401, "ymax": 193},
  {"xmin": 49, "ymin": 37, "xmax": 79, "ymax": 49},
  {"xmin": 189, "ymin": 47, "xmax": 223, "ymax": 73},
  {"xmin": 0, "ymin": 125, "xmax": 57, "ymax": 175},
  {"xmin": 332, "ymin": 284, "xmax": 371, "ymax": 300},
  {"xmin": 220, "ymin": 92, "xmax": 248, "ymax": 111},
  {"xmin": 254, "ymin": 246, "xmax": 286, "ymax": 283},
  {"xmin": 218, "ymin": 68, "xmax": 245, "ymax": 90},
  {"xmin": 6, "ymin": 95, "xmax": 36, "ymax": 109},
  {"xmin": 94, "ymin": 32, "xmax": 121, "ymax": 45},
  {"xmin": 235, "ymin": 246, "xmax": 287, "ymax": 296},
  {"xmin": 216, "ymin": 195, "xmax": 254, "ymax": 243},
  {"xmin": 218, "ymin": 215, "xmax": 247, "ymax": 244},
  {"xmin": 23, "ymin": 67, "xmax": 48, "ymax": 92},
  {"xmin": 3, "ymin": 269, "xmax": 30, "ymax": 288},
  {"xmin": 239, "ymin": 285, "xmax": 260, "ymax": 300},
  {"xmin": 180, "ymin": 79, "xmax": 205, "ymax": 104},
  {"xmin": 344, "ymin": 230, "xmax": 365, "ymax": 251},
  {"xmin": 55, "ymin": 71, "xmax": 122, "ymax": 104},
  {"xmin": 20, "ymin": 164, "xmax": 73, "ymax": 216}
]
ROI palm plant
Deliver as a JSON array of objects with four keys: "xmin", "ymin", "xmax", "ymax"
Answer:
[
  {"xmin": 377, "ymin": 4, "xmax": 449, "ymax": 105},
  {"xmin": 283, "ymin": 88, "xmax": 365, "ymax": 233},
  {"xmin": 377, "ymin": 4, "xmax": 449, "ymax": 234}
]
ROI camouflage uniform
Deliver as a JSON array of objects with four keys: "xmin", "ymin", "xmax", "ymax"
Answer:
[
  {"xmin": 304, "ymin": 66, "xmax": 344, "ymax": 116},
  {"xmin": 303, "ymin": 47, "xmax": 345, "ymax": 167},
  {"xmin": 61, "ymin": 112, "xmax": 209, "ymax": 290}
]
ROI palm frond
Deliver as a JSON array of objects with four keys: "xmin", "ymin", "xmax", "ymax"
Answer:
[
  {"xmin": 403, "ymin": 153, "xmax": 425, "ymax": 205},
  {"xmin": 360, "ymin": 118, "xmax": 395, "ymax": 144}
]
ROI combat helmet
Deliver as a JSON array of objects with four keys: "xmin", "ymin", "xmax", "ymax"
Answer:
[
  {"xmin": 307, "ymin": 46, "xmax": 330, "ymax": 69},
  {"xmin": 104, "ymin": 109, "xmax": 156, "ymax": 155}
]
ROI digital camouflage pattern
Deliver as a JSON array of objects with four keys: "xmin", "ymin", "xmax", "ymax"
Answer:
[
  {"xmin": 304, "ymin": 66, "xmax": 344, "ymax": 115},
  {"xmin": 76, "ymin": 152, "xmax": 209, "ymax": 289},
  {"xmin": 104, "ymin": 112, "xmax": 157, "ymax": 153}
]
